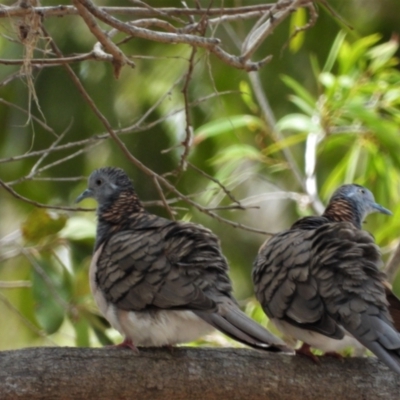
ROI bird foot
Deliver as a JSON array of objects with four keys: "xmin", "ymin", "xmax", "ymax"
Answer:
[
  {"xmin": 296, "ymin": 343, "xmax": 320, "ymax": 364},
  {"xmin": 323, "ymin": 351, "xmax": 344, "ymax": 361},
  {"xmin": 162, "ymin": 344, "xmax": 176, "ymax": 354},
  {"xmin": 109, "ymin": 338, "xmax": 140, "ymax": 354}
]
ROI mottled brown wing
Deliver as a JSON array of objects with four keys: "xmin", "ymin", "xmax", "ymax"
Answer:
[
  {"xmin": 253, "ymin": 228, "xmax": 342, "ymax": 339},
  {"xmin": 96, "ymin": 225, "xmax": 221, "ymax": 312}
]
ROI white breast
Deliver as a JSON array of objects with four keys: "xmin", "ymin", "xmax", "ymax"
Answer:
[
  {"xmin": 116, "ymin": 308, "xmax": 214, "ymax": 347},
  {"xmin": 89, "ymin": 247, "xmax": 214, "ymax": 347}
]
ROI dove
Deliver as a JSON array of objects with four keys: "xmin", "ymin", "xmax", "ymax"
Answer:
[
  {"xmin": 252, "ymin": 183, "xmax": 400, "ymax": 373},
  {"xmin": 76, "ymin": 166, "xmax": 291, "ymax": 353}
]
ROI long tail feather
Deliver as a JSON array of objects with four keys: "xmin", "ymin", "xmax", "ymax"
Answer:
[{"xmin": 195, "ymin": 307, "xmax": 293, "ymax": 354}]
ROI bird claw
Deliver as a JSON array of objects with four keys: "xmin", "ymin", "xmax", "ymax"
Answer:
[
  {"xmin": 296, "ymin": 343, "xmax": 344, "ymax": 364},
  {"xmin": 108, "ymin": 338, "xmax": 140, "ymax": 354},
  {"xmin": 296, "ymin": 343, "xmax": 320, "ymax": 364}
]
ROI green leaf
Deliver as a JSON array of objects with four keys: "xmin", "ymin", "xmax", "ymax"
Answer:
[
  {"xmin": 60, "ymin": 216, "xmax": 96, "ymax": 241},
  {"xmin": 21, "ymin": 210, "xmax": 67, "ymax": 243},
  {"xmin": 0, "ymin": 257, "xmax": 42, "ymax": 341},
  {"xmin": 347, "ymin": 104, "xmax": 400, "ymax": 168},
  {"xmin": 338, "ymin": 34, "xmax": 381, "ymax": 74},
  {"xmin": 92, "ymin": 326, "xmax": 114, "ymax": 346},
  {"xmin": 287, "ymin": 95, "xmax": 315, "ymax": 116},
  {"xmin": 367, "ymin": 38, "xmax": 399, "ymax": 72},
  {"xmin": 73, "ymin": 316, "xmax": 90, "ymax": 347},
  {"xmin": 289, "ymin": 8, "xmax": 306, "ymax": 53},
  {"xmin": 209, "ymin": 144, "xmax": 263, "ymax": 166},
  {"xmin": 323, "ymin": 30, "xmax": 347, "ymax": 72},
  {"xmin": 276, "ymin": 114, "xmax": 314, "ymax": 132},
  {"xmin": 320, "ymin": 150, "xmax": 352, "ymax": 199},
  {"xmin": 244, "ymin": 299, "xmax": 269, "ymax": 326},
  {"xmin": 344, "ymin": 141, "xmax": 361, "ymax": 183},
  {"xmin": 85, "ymin": 311, "xmax": 113, "ymax": 346},
  {"xmin": 263, "ymin": 132, "xmax": 307, "ymax": 156},
  {"xmin": 194, "ymin": 115, "xmax": 265, "ymax": 143},
  {"xmin": 319, "ymin": 72, "xmax": 336, "ymax": 89},
  {"xmin": 281, "ymin": 75, "xmax": 316, "ymax": 107},
  {"xmin": 309, "ymin": 54, "xmax": 321, "ymax": 81},
  {"xmin": 32, "ymin": 274, "xmax": 65, "ymax": 335},
  {"xmin": 239, "ymin": 81, "xmax": 258, "ymax": 113},
  {"xmin": 31, "ymin": 256, "xmax": 68, "ymax": 335}
]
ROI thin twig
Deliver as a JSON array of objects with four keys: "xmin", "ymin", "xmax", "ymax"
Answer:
[
  {"xmin": 152, "ymin": 176, "xmax": 175, "ymax": 220},
  {"xmin": 28, "ymin": 128, "xmax": 68, "ymax": 177},
  {"xmin": 0, "ymin": 281, "xmax": 32, "ymax": 288},
  {"xmin": 0, "ymin": 98, "xmax": 58, "ymax": 137},
  {"xmin": 177, "ymin": 45, "xmax": 197, "ymax": 173},
  {"xmin": 0, "ymin": 178, "xmax": 92, "ymax": 211},
  {"xmin": 247, "ymin": 71, "xmax": 306, "ymax": 188},
  {"xmin": 0, "ymin": 4, "xmax": 288, "ymax": 19},
  {"xmin": 67, "ymin": 0, "xmax": 272, "ymax": 71},
  {"xmin": 37, "ymin": 37, "xmax": 275, "ymax": 234},
  {"xmin": 128, "ymin": 18, "xmax": 178, "ymax": 33},
  {"xmin": 7, "ymin": 144, "xmax": 98, "ymax": 186},
  {"xmin": 0, "ymin": 91, "xmax": 236, "ymax": 166},
  {"xmin": 129, "ymin": 0, "xmax": 186, "ymax": 25},
  {"xmin": 0, "ymin": 52, "xmax": 108, "ymax": 65},
  {"xmin": 241, "ymin": 0, "xmax": 310, "ymax": 60},
  {"xmin": 281, "ymin": 3, "xmax": 318, "ymax": 54},
  {"xmin": 188, "ymin": 162, "xmax": 243, "ymax": 208},
  {"xmin": 73, "ymin": 0, "xmax": 135, "ymax": 78}
]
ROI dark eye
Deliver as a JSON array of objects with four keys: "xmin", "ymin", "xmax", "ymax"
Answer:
[
  {"xmin": 95, "ymin": 179, "xmax": 103, "ymax": 186},
  {"xmin": 359, "ymin": 188, "xmax": 365, "ymax": 194}
]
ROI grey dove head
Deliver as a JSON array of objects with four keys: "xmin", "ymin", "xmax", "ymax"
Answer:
[
  {"xmin": 327, "ymin": 184, "xmax": 392, "ymax": 227},
  {"xmin": 75, "ymin": 167, "xmax": 134, "ymax": 206}
]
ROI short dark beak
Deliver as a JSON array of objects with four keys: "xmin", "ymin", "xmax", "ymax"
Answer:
[
  {"xmin": 372, "ymin": 202, "xmax": 392, "ymax": 216},
  {"xmin": 75, "ymin": 189, "xmax": 94, "ymax": 204}
]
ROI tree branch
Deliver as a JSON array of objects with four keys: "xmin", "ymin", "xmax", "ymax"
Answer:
[
  {"xmin": 0, "ymin": 4, "xmax": 289, "ymax": 19},
  {"xmin": 0, "ymin": 1, "xmax": 313, "ymax": 72},
  {"xmin": 0, "ymin": 347, "xmax": 399, "ymax": 399},
  {"xmin": 72, "ymin": 0, "xmax": 135, "ymax": 78}
]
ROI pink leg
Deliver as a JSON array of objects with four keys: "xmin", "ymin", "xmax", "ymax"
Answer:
[
  {"xmin": 109, "ymin": 338, "xmax": 139, "ymax": 354},
  {"xmin": 324, "ymin": 351, "xmax": 344, "ymax": 360},
  {"xmin": 296, "ymin": 343, "xmax": 344, "ymax": 363},
  {"xmin": 296, "ymin": 343, "xmax": 320, "ymax": 364}
]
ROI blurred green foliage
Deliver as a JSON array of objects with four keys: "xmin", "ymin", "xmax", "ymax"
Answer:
[{"xmin": 0, "ymin": 0, "xmax": 400, "ymax": 352}]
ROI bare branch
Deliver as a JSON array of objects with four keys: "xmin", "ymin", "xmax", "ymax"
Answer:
[
  {"xmin": 152, "ymin": 176, "xmax": 175, "ymax": 220},
  {"xmin": 188, "ymin": 162, "xmax": 244, "ymax": 209},
  {"xmin": 0, "ymin": 99, "xmax": 58, "ymax": 137},
  {"xmin": 281, "ymin": 2, "xmax": 318, "ymax": 53},
  {"xmin": 62, "ymin": 0, "xmax": 272, "ymax": 71},
  {"xmin": 1, "ymin": 347, "xmax": 399, "ymax": 400},
  {"xmin": 72, "ymin": 0, "xmax": 135, "ymax": 78},
  {"xmin": 0, "ymin": 0, "xmax": 335, "ymax": 237},
  {"xmin": 0, "ymin": 4, "xmax": 289, "ymax": 19},
  {"xmin": 0, "ymin": 178, "xmax": 91, "ymax": 212},
  {"xmin": 177, "ymin": 46, "xmax": 197, "ymax": 173},
  {"xmin": 241, "ymin": 0, "xmax": 311, "ymax": 61},
  {"xmin": 0, "ymin": 52, "xmax": 109, "ymax": 65}
]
